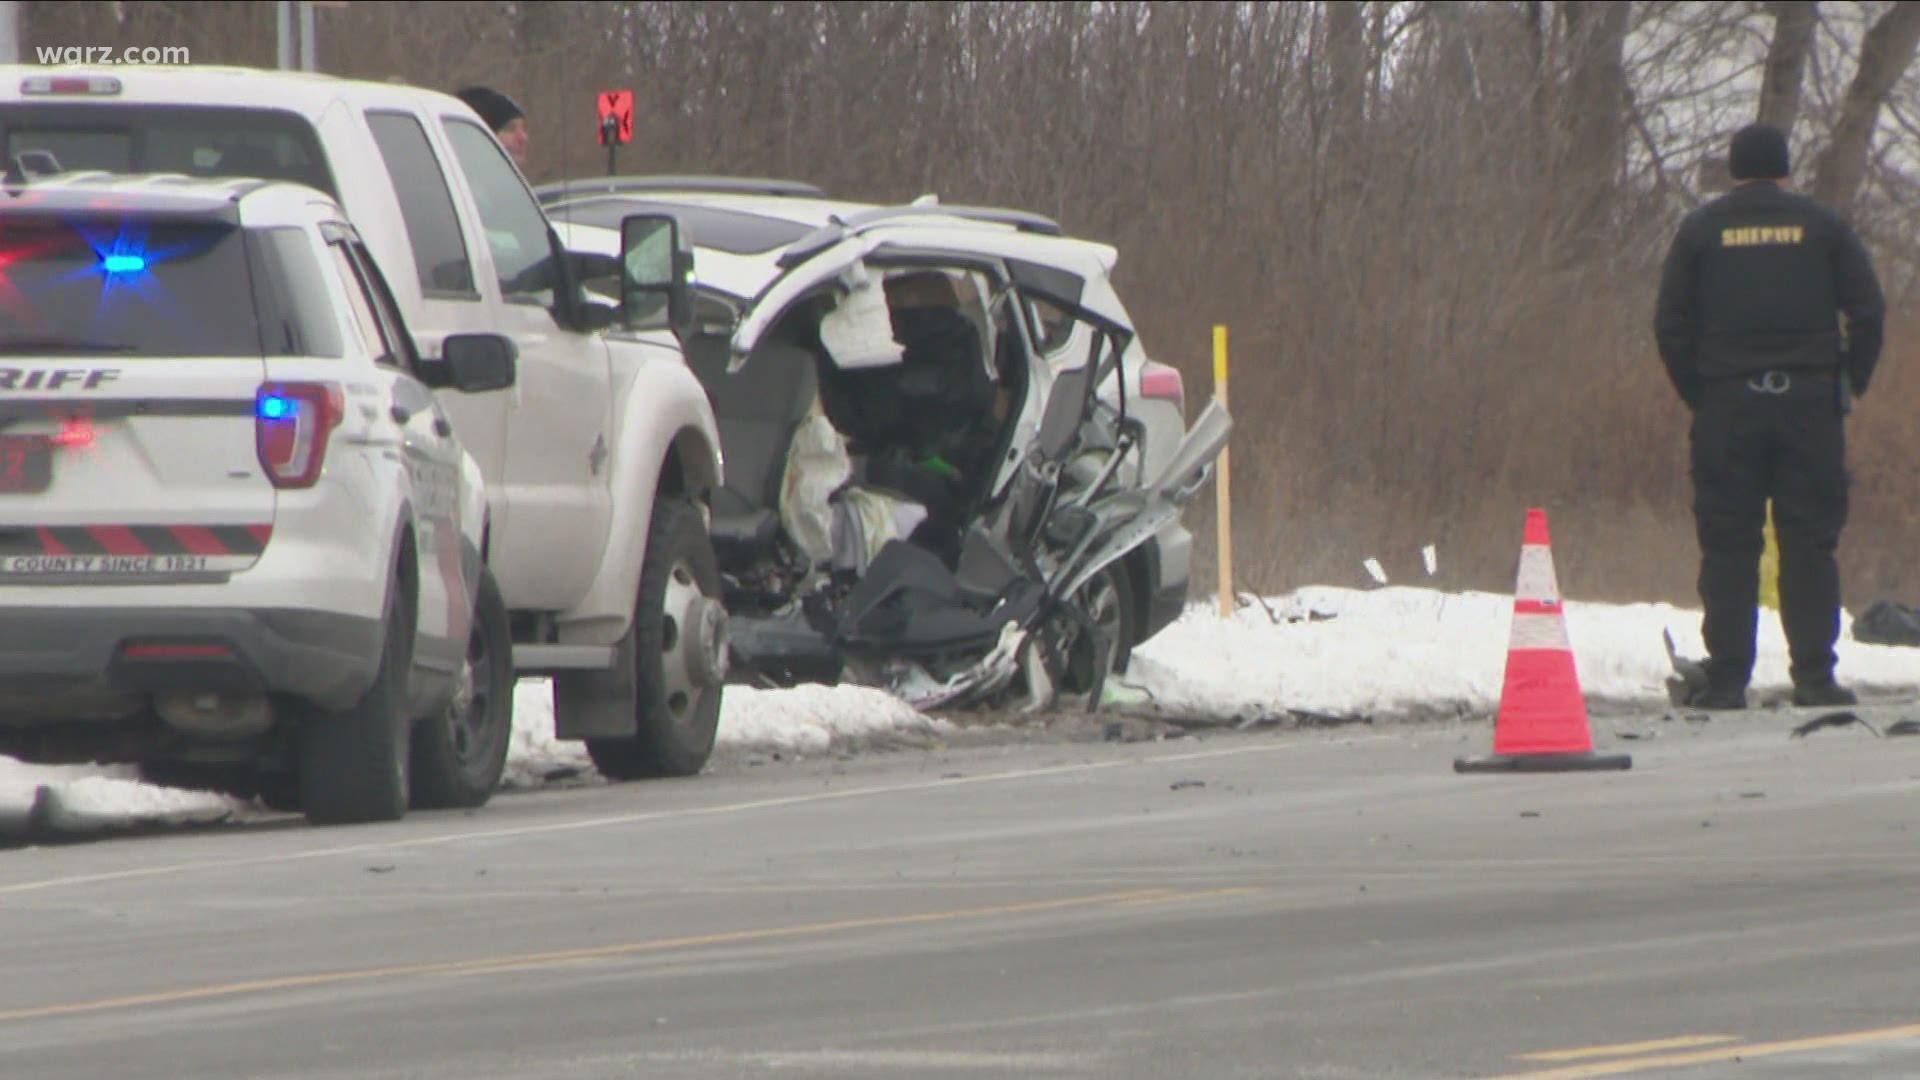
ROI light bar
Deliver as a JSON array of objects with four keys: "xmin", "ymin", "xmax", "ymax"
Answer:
[{"xmin": 20, "ymin": 75, "xmax": 123, "ymax": 96}]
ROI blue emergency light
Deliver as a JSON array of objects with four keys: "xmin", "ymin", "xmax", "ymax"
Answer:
[
  {"xmin": 257, "ymin": 393, "xmax": 297, "ymax": 421},
  {"xmin": 100, "ymin": 252, "xmax": 146, "ymax": 274}
]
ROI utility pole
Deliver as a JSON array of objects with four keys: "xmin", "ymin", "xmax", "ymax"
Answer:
[
  {"xmin": 278, "ymin": 1, "xmax": 328, "ymax": 72},
  {"xmin": 299, "ymin": 1, "xmax": 316, "ymax": 71},
  {"xmin": 277, "ymin": 1, "xmax": 296, "ymax": 69},
  {"xmin": 0, "ymin": 1, "xmax": 21, "ymax": 65}
]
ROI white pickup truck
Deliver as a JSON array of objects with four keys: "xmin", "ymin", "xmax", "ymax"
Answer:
[{"xmin": 0, "ymin": 66, "xmax": 733, "ymax": 781}]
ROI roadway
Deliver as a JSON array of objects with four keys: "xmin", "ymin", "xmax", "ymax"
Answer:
[{"xmin": 1, "ymin": 712, "xmax": 1917, "ymax": 1078}]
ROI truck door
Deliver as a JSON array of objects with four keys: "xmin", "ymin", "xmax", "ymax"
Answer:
[
  {"xmin": 360, "ymin": 109, "xmax": 509, "ymax": 546},
  {"xmin": 435, "ymin": 115, "xmax": 614, "ymax": 611}
]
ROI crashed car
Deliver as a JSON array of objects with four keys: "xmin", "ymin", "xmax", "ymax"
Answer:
[{"xmin": 543, "ymin": 178, "xmax": 1231, "ymax": 711}]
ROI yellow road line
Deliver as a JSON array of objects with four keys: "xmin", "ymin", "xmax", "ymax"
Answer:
[
  {"xmin": 1487, "ymin": 1022, "xmax": 1920, "ymax": 1079},
  {"xmin": 0, "ymin": 886, "xmax": 1225, "ymax": 1023},
  {"xmin": 1515, "ymin": 1035, "xmax": 1741, "ymax": 1062},
  {"xmin": 0, "ymin": 735, "xmax": 1394, "ymax": 898},
  {"xmin": 1111, "ymin": 886, "xmax": 1262, "ymax": 909}
]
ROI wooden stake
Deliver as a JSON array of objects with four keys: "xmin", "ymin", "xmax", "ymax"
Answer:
[{"xmin": 1214, "ymin": 325, "xmax": 1233, "ymax": 618}]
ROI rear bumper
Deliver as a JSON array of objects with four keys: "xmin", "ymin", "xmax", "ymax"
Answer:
[{"xmin": 0, "ymin": 607, "xmax": 384, "ymax": 720}]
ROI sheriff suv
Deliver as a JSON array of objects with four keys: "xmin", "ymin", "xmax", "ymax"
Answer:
[{"xmin": 0, "ymin": 171, "xmax": 518, "ymax": 826}]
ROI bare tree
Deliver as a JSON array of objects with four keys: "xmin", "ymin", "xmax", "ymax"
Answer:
[
  {"xmin": 1557, "ymin": 0, "xmax": 1631, "ymax": 253},
  {"xmin": 1757, "ymin": 0, "xmax": 1820, "ymax": 131},
  {"xmin": 1809, "ymin": 0, "xmax": 1920, "ymax": 212}
]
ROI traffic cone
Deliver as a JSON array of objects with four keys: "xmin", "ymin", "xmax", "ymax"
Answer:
[{"xmin": 1455, "ymin": 509, "xmax": 1632, "ymax": 773}]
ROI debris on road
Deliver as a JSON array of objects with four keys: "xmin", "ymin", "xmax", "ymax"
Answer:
[{"xmin": 1790, "ymin": 711, "xmax": 1881, "ymax": 739}]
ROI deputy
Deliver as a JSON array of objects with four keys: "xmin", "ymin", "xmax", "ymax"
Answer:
[
  {"xmin": 1653, "ymin": 122, "xmax": 1886, "ymax": 710},
  {"xmin": 455, "ymin": 86, "xmax": 530, "ymax": 171}
]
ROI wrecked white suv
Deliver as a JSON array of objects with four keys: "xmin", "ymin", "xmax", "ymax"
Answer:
[{"xmin": 543, "ymin": 179, "xmax": 1230, "ymax": 711}]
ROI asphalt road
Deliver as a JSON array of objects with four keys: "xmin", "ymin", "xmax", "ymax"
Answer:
[{"xmin": 1, "ymin": 711, "xmax": 1918, "ymax": 1079}]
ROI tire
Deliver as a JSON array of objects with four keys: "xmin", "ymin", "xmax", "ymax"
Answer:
[
  {"xmin": 298, "ymin": 561, "xmax": 415, "ymax": 826},
  {"xmin": 255, "ymin": 770, "xmax": 303, "ymax": 813},
  {"xmin": 584, "ymin": 498, "xmax": 727, "ymax": 781},
  {"xmin": 1059, "ymin": 561, "xmax": 1137, "ymax": 696},
  {"xmin": 409, "ymin": 565, "xmax": 514, "ymax": 810}
]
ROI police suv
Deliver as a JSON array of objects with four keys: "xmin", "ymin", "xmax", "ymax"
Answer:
[{"xmin": 0, "ymin": 170, "xmax": 517, "ymax": 826}]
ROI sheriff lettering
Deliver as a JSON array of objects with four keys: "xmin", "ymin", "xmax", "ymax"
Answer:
[
  {"xmin": 1720, "ymin": 225, "xmax": 1804, "ymax": 248},
  {"xmin": 0, "ymin": 368, "xmax": 122, "ymax": 391}
]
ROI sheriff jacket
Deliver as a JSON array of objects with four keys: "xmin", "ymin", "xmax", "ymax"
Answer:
[{"xmin": 1653, "ymin": 180, "xmax": 1885, "ymax": 408}]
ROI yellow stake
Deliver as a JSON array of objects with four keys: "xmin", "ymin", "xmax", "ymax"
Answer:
[
  {"xmin": 1213, "ymin": 325, "xmax": 1233, "ymax": 618},
  {"xmin": 1759, "ymin": 501, "xmax": 1780, "ymax": 610}
]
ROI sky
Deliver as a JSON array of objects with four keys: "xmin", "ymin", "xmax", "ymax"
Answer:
[{"xmin": 6, "ymin": 580, "xmax": 1918, "ymax": 839}]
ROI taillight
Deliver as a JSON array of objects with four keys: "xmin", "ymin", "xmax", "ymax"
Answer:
[
  {"xmin": 1140, "ymin": 360, "xmax": 1185, "ymax": 416},
  {"xmin": 255, "ymin": 382, "xmax": 344, "ymax": 489},
  {"xmin": 51, "ymin": 414, "xmax": 95, "ymax": 449}
]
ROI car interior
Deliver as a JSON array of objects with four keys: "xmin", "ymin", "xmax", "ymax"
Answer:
[{"xmin": 683, "ymin": 262, "xmax": 1035, "ymax": 596}]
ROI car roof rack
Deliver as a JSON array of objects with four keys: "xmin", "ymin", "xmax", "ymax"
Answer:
[
  {"xmin": 0, "ymin": 171, "xmax": 259, "ymax": 221},
  {"xmin": 4, "ymin": 168, "xmax": 270, "ymax": 202},
  {"xmin": 534, "ymin": 175, "xmax": 826, "ymax": 203},
  {"xmin": 845, "ymin": 203, "xmax": 1062, "ymax": 236},
  {"xmin": 776, "ymin": 202, "xmax": 1065, "ymax": 268}
]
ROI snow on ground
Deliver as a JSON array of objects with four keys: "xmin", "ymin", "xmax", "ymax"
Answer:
[{"xmin": 6, "ymin": 585, "xmax": 1918, "ymax": 835}]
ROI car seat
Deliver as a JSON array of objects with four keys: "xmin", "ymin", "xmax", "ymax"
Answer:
[{"xmin": 682, "ymin": 327, "xmax": 820, "ymax": 562}]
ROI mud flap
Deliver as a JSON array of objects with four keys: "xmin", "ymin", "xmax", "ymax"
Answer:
[{"xmin": 553, "ymin": 634, "xmax": 639, "ymax": 739}]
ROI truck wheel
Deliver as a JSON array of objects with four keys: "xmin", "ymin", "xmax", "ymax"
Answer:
[
  {"xmin": 298, "ymin": 563, "xmax": 415, "ymax": 826},
  {"xmin": 408, "ymin": 565, "xmax": 513, "ymax": 809},
  {"xmin": 585, "ymin": 498, "xmax": 728, "ymax": 781}
]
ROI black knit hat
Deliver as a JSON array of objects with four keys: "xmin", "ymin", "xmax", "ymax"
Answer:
[
  {"xmin": 1729, "ymin": 123, "xmax": 1789, "ymax": 181},
  {"xmin": 454, "ymin": 86, "xmax": 525, "ymax": 133}
]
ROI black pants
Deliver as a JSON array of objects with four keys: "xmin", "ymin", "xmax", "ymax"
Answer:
[{"xmin": 1689, "ymin": 371, "xmax": 1849, "ymax": 688}]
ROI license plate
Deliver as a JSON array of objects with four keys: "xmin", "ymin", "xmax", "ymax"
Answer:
[{"xmin": 0, "ymin": 435, "xmax": 52, "ymax": 494}]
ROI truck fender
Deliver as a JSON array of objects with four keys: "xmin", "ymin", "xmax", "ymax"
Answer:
[{"xmin": 558, "ymin": 358, "xmax": 722, "ymax": 645}]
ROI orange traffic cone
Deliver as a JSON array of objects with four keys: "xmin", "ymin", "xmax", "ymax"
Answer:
[{"xmin": 1455, "ymin": 508, "xmax": 1632, "ymax": 773}]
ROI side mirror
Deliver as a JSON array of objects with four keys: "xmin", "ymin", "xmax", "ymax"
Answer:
[
  {"xmin": 620, "ymin": 212, "xmax": 694, "ymax": 335},
  {"xmin": 423, "ymin": 333, "xmax": 518, "ymax": 393}
]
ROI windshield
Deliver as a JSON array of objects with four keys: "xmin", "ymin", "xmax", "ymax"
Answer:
[
  {"xmin": 0, "ymin": 104, "xmax": 335, "ymax": 195},
  {"xmin": 0, "ymin": 215, "xmax": 264, "ymax": 357}
]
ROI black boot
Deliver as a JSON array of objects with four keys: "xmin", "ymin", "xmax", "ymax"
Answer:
[
  {"xmin": 1685, "ymin": 681, "xmax": 1749, "ymax": 710},
  {"xmin": 1792, "ymin": 675, "xmax": 1857, "ymax": 708},
  {"xmin": 1684, "ymin": 656, "xmax": 1749, "ymax": 711}
]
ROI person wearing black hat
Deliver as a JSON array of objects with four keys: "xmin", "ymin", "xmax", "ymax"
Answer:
[
  {"xmin": 1653, "ymin": 122, "xmax": 1886, "ymax": 711},
  {"xmin": 455, "ymin": 86, "xmax": 529, "ymax": 170}
]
